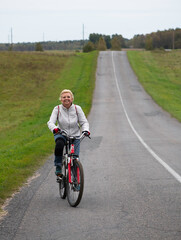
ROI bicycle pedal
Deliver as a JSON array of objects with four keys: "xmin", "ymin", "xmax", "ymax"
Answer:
[{"xmin": 56, "ymin": 175, "xmax": 63, "ymax": 183}]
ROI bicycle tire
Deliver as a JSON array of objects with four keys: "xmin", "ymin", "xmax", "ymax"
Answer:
[
  {"xmin": 67, "ymin": 160, "xmax": 84, "ymax": 207},
  {"xmin": 59, "ymin": 162, "xmax": 66, "ymax": 199}
]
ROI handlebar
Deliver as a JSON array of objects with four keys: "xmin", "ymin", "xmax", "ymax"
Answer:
[{"xmin": 61, "ymin": 130, "xmax": 91, "ymax": 140}]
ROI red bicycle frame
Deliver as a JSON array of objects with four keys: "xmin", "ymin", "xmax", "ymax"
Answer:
[{"xmin": 68, "ymin": 144, "xmax": 80, "ymax": 184}]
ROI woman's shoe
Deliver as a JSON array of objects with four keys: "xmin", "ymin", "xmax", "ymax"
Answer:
[{"xmin": 55, "ymin": 166, "xmax": 62, "ymax": 176}]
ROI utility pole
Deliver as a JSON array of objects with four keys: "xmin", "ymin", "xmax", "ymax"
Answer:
[
  {"xmin": 9, "ymin": 27, "xmax": 13, "ymax": 51},
  {"xmin": 172, "ymin": 30, "xmax": 175, "ymax": 50},
  {"xmin": 11, "ymin": 27, "xmax": 13, "ymax": 44},
  {"xmin": 82, "ymin": 24, "xmax": 84, "ymax": 47},
  {"xmin": 83, "ymin": 24, "xmax": 84, "ymax": 41}
]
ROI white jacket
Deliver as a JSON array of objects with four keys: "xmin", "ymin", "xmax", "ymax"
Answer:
[{"xmin": 47, "ymin": 104, "xmax": 89, "ymax": 136}]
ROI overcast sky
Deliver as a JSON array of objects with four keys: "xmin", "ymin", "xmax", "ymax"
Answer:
[{"xmin": 0, "ymin": 0, "xmax": 181, "ymax": 43}]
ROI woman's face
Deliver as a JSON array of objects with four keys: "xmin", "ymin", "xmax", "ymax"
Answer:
[{"xmin": 61, "ymin": 92, "xmax": 73, "ymax": 109}]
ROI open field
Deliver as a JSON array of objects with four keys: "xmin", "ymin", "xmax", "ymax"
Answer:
[
  {"xmin": 0, "ymin": 50, "xmax": 98, "ymax": 209},
  {"xmin": 127, "ymin": 50, "xmax": 181, "ymax": 122}
]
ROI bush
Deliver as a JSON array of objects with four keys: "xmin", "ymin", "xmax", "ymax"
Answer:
[
  {"xmin": 35, "ymin": 42, "xmax": 43, "ymax": 51},
  {"xmin": 97, "ymin": 37, "xmax": 107, "ymax": 51},
  {"xmin": 111, "ymin": 37, "xmax": 121, "ymax": 50},
  {"xmin": 83, "ymin": 42, "xmax": 95, "ymax": 52}
]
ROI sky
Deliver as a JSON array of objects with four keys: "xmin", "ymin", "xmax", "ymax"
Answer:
[{"xmin": 0, "ymin": 0, "xmax": 181, "ymax": 43}]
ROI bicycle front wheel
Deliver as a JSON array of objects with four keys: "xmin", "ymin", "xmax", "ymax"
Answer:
[{"xmin": 67, "ymin": 160, "xmax": 84, "ymax": 207}]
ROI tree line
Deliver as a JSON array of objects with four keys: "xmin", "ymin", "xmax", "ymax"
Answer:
[
  {"xmin": 0, "ymin": 40, "xmax": 85, "ymax": 51},
  {"xmin": 84, "ymin": 28, "xmax": 181, "ymax": 51},
  {"xmin": 0, "ymin": 28, "xmax": 180, "ymax": 51},
  {"xmin": 130, "ymin": 28, "xmax": 181, "ymax": 50},
  {"xmin": 83, "ymin": 33, "xmax": 127, "ymax": 52}
]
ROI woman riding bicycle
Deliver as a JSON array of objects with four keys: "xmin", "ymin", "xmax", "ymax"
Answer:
[{"xmin": 47, "ymin": 89, "xmax": 90, "ymax": 176}]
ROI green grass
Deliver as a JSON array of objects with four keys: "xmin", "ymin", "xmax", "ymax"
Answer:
[
  {"xmin": 127, "ymin": 50, "xmax": 181, "ymax": 122},
  {"xmin": 0, "ymin": 50, "xmax": 98, "ymax": 209}
]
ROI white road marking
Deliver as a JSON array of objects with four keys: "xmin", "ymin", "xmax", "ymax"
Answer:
[{"xmin": 111, "ymin": 51, "xmax": 181, "ymax": 183}]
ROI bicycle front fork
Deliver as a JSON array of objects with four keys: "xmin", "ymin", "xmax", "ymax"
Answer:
[{"xmin": 68, "ymin": 157, "xmax": 80, "ymax": 184}]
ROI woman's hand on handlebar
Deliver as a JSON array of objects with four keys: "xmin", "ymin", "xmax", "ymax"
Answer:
[
  {"xmin": 53, "ymin": 128, "xmax": 61, "ymax": 135},
  {"xmin": 82, "ymin": 131, "xmax": 91, "ymax": 138}
]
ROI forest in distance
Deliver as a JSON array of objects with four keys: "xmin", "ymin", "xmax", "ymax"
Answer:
[{"xmin": 0, "ymin": 28, "xmax": 180, "ymax": 51}]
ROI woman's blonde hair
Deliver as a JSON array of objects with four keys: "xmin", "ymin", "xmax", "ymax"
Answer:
[{"xmin": 59, "ymin": 89, "xmax": 74, "ymax": 101}]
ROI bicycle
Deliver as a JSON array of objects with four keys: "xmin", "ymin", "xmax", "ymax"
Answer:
[{"xmin": 56, "ymin": 131, "xmax": 90, "ymax": 207}]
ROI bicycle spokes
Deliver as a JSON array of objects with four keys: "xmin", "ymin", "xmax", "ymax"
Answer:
[{"xmin": 77, "ymin": 167, "xmax": 80, "ymax": 184}]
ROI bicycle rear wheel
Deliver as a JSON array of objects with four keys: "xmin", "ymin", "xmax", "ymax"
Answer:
[
  {"xmin": 67, "ymin": 160, "xmax": 84, "ymax": 207},
  {"xmin": 59, "ymin": 162, "xmax": 66, "ymax": 199}
]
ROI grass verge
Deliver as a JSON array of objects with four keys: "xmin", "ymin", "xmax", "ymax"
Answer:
[
  {"xmin": 127, "ymin": 50, "xmax": 181, "ymax": 122},
  {"xmin": 0, "ymin": 51, "xmax": 98, "ymax": 209}
]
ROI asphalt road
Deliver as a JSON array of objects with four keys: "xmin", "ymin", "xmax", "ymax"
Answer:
[{"xmin": 0, "ymin": 51, "xmax": 181, "ymax": 240}]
